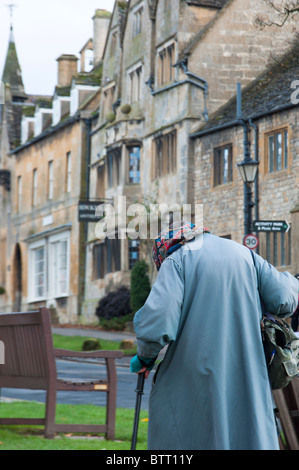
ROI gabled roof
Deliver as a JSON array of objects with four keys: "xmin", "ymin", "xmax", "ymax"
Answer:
[
  {"xmin": 191, "ymin": 38, "xmax": 299, "ymax": 137},
  {"xmin": 179, "ymin": 0, "xmax": 230, "ymax": 60}
]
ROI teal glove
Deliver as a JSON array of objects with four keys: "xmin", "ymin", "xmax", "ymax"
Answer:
[{"xmin": 130, "ymin": 355, "xmax": 156, "ymax": 374}]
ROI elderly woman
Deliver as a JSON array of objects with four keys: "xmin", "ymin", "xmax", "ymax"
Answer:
[{"xmin": 130, "ymin": 223, "xmax": 299, "ymax": 450}]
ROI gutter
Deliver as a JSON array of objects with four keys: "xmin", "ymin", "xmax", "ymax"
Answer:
[
  {"xmin": 190, "ymin": 101, "xmax": 297, "ymax": 139},
  {"xmin": 10, "ymin": 114, "xmax": 80, "ymax": 155}
]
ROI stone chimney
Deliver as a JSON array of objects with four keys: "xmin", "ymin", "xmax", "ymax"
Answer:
[
  {"xmin": 56, "ymin": 54, "xmax": 78, "ymax": 87},
  {"xmin": 92, "ymin": 10, "xmax": 111, "ymax": 66}
]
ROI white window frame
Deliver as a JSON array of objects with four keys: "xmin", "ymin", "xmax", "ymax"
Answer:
[
  {"xmin": 48, "ymin": 161, "xmax": 54, "ymax": 200},
  {"xmin": 32, "ymin": 169, "xmax": 38, "ymax": 207},
  {"xmin": 28, "ymin": 230, "xmax": 70, "ymax": 302},
  {"xmin": 28, "ymin": 239, "xmax": 47, "ymax": 302},
  {"xmin": 48, "ymin": 231, "xmax": 70, "ymax": 299},
  {"xmin": 66, "ymin": 152, "xmax": 72, "ymax": 193}
]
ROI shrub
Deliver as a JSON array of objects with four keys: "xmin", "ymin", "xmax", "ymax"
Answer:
[
  {"xmin": 95, "ymin": 286, "xmax": 132, "ymax": 330},
  {"xmin": 82, "ymin": 338, "xmax": 101, "ymax": 351},
  {"xmin": 130, "ymin": 260, "xmax": 151, "ymax": 314}
]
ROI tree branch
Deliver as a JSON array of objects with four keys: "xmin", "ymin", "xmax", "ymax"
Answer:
[{"xmin": 255, "ymin": 0, "xmax": 299, "ymax": 28}]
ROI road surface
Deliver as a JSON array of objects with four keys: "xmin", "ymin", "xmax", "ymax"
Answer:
[{"xmin": 0, "ymin": 359, "xmax": 153, "ymax": 410}]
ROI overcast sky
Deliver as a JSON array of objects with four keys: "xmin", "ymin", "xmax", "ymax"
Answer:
[{"xmin": 0, "ymin": 0, "xmax": 116, "ymax": 96}]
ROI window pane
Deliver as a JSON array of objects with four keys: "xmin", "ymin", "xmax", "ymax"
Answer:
[
  {"xmin": 214, "ymin": 145, "xmax": 232, "ymax": 186},
  {"xmin": 34, "ymin": 247, "xmax": 45, "ymax": 298},
  {"xmin": 276, "ymin": 133, "xmax": 282, "ymax": 171},
  {"xmin": 58, "ymin": 240, "xmax": 67, "ymax": 295},
  {"xmin": 223, "ymin": 148, "xmax": 229, "ymax": 184},
  {"xmin": 129, "ymin": 239, "xmax": 140, "ymax": 270},
  {"xmin": 129, "ymin": 147, "xmax": 140, "ymax": 184},
  {"xmin": 284, "ymin": 130, "xmax": 288, "ymax": 169},
  {"xmin": 269, "ymin": 136, "xmax": 274, "ymax": 172}
]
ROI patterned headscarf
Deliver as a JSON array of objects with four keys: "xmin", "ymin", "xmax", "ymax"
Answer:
[{"xmin": 152, "ymin": 221, "xmax": 210, "ymax": 271}]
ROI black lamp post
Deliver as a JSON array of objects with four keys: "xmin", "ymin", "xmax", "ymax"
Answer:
[{"xmin": 237, "ymin": 158, "xmax": 259, "ymax": 236}]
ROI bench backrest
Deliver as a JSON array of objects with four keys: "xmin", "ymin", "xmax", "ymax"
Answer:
[{"xmin": 0, "ymin": 308, "xmax": 56, "ymax": 389}]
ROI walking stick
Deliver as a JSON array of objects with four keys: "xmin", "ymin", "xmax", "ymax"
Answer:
[{"xmin": 131, "ymin": 371, "xmax": 145, "ymax": 450}]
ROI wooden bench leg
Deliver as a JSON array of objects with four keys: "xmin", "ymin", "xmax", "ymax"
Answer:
[
  {"xmin": 106, "ymin": 358, "xmax": 117, "ymax": 440},
  {"xmin": 45, "ymin": 384, "xmax": 57, "ymax": 439},
  {"xmin": 273, "ymin": 389, "xmax": 299, "ymax": 450}
]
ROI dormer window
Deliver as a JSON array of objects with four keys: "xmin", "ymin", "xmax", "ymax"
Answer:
[
  {"xmin": 34, "ymin": 105, "xmax": 53, "ymax": 136},
  {"xmin": 70, "ymin": 82, "xmax": 99, "ymax": 116},
  {"xmin": 21, "ymin": 115, "xmax": 35, "ymax": 144},
  {"xmin": 52, "ymin": 95, "xmax": 71, "ymax": 126}
]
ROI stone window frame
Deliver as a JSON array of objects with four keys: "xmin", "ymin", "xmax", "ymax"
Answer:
[
  {"xmin": 127, "ymin": 62, "xmax": 143, "ymax": 104},
  {"xmin": 48, "ymin": 160, "xmax": 54, "ymax": 200},
  {"xmin": 127, "ymin": 144, "xmax": 141, "ymax": 184},
  {"xmin": 92, "ymin": 237, "xmax": 121, "ymax": 280},
  {"xmin": 152, "ymin": 129, "xmax": 177, "ymax": 179},
  {"xmin": 107, "ymin": 147, "xmax": 122, "ymax": 189},
  {"xmin": 32, "ymin": 168, "xmax": 38, "ymax": 207},
  {"xmin": 156, "ymin": 39, "xmax": 176, "ymax": 88},
  {"xmin": 128, "ymin": 239, "xmax": 140, "ymax": 270},
  {"xmin": 265, "ymin": 127, "xmax": 289, "ymax": 174},
  {"xmin": 132, "ymin": 4, "xmax": 143, "ymax": 38},
  {"xmin": 259, "ymin": 230, "xmax": 291, "ymax": 268},
  {"xmin": 213, "ymin": 143, "xmax": 233, "ymax": 187}
]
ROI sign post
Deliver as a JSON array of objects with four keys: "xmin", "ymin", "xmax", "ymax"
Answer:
[
  {"xmin": 243, "ymin": 234, "xmax": 259, "ymax": 250},
  {"xmin": 78, "ymin": 200, "xmax": 103, "ymax": 223},
  {"xmin": 253, "ymin": 220, "xmax": 290, "ymax": 233}
]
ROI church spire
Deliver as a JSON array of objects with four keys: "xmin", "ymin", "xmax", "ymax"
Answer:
[{"xmin": 1, "ymin": 4, "xmax": 26, "ymax": 101}]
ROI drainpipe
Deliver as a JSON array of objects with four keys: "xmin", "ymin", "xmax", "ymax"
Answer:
[
  {"xmin": 80, "ymin": 116, "xmax": 92, "ymax": 318},
  {"xmin": 249, "ymin": 118, "xmax": 260, "ymax": 253}
]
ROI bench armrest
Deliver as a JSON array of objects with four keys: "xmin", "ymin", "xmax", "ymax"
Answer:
[{"xmin": 54, "ymin": 348, "xmax": 124, "ymax": 359}]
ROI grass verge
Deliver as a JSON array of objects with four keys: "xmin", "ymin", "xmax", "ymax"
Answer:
[
  {"xmin": 0, "ymin": 401, "xmax": 148, "ymax": 450},
  {"xmin": 0, "ymin": 334, "xmax": 143, "ymax": 450},
  {"xmin": 52, "ymin": 334, "xmax": 137, "ymax": 356}
]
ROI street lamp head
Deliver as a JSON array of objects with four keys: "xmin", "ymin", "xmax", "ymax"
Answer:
[{"xmin": 237, "ymin": 159, "xmax": 259, "ymax": 184}]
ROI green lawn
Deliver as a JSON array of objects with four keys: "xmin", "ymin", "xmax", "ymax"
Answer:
[
  {"xmin": 0, "ymin": 333, "xmax": 145, "ymax": 450},
  {"xmin": 52, "ymin": 333, "xmax": 137, "ymax": 356},
  {"xmin": 0, "ymin": 401, "xmax": 148, "ymax": 450}
]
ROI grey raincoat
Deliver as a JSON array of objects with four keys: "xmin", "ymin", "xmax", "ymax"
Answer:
[{"xmin": 133, "ymin": 234, "xmax": 299, "ymax": 450}]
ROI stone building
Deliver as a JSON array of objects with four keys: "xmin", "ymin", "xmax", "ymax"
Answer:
[
  {"xmin": 190, "ymin": 39, "xmax": 299, "ymax": 273},
  {"xmin": 82, "ymin": 0, "xmax": 297, "ymax": 322},
  {"xmin": 0, "ymin": 12, "xmax": 110, "ymax": 322},
  {"xmin": 1, "ymin": 1, "xmax": 297, "ymax": 323},
  {"xmin": 0, "ymin": 25, "xmax": 33, "ymax": 312}
]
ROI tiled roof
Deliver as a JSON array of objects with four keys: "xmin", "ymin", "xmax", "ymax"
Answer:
[{"xmin": 191, "ymin": 38, "xmax": 299, "ymax": 136}]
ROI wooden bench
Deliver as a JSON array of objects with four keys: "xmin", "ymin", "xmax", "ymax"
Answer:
[
  {"xmin": 0, "ymin": 307, "xmax": 124, "ymax": 439},
  {"xmin": 273, "ymin": 378, "xmax": 299, "ymax": 450}
]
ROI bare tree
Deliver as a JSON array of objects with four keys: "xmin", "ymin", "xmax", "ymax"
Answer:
[{"xmin": 255, "ymin": 0, "xmax": 299, "ymax": 28}]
